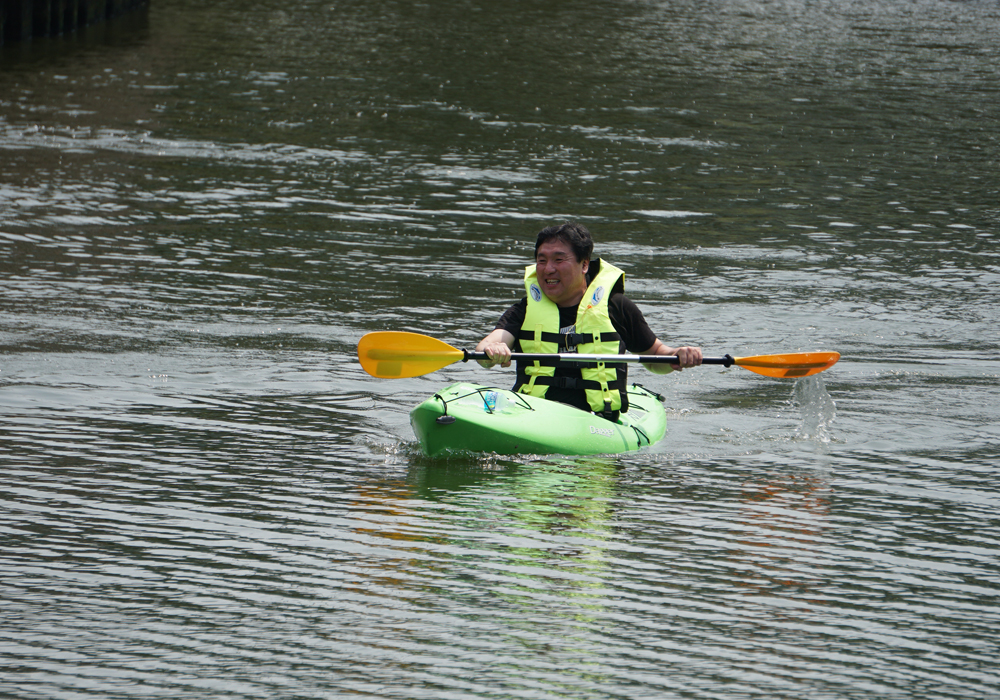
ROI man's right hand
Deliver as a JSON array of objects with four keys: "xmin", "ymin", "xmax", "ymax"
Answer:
[{"xmin": 475, "ymin": 329, "xmax": 515, "ymax": 368}]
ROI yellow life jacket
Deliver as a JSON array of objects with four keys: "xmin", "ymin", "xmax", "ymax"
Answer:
[{"xmin": 515, "ymin": 259, "xmax": 626, "ymax": 415}]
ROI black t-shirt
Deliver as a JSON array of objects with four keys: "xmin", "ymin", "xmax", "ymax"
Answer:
[
  {"xmin": 493, "ymin": 291, "xmax": 659, "ymax": 411},
  {"xmin": 495, "ymin": 294, "xmax": 658, "ymax": 354}
]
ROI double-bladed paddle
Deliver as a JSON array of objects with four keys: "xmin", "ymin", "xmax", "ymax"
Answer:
[{"xmin": 358, "ymin": 331, "xmax": 839, "ymax": 380}]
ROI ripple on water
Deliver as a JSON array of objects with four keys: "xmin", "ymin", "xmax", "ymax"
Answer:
[{"xmin": 2, "ymin": 0, "xmax": 1000, "ymax": 696}]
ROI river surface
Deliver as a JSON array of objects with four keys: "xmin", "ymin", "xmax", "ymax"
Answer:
[{"xmin": 2, "ymin": 1, "xmax": 999, "ymax": 698}]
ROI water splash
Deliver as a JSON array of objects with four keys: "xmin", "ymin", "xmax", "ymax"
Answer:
[{"xmin": 793, "ymin": 374, "xmax": 836, "ymax": 442}]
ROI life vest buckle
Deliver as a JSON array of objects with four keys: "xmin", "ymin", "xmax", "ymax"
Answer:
[
  {"xmin": 560, "ymin": 332, "xmax": 586, "ymax": 349},
  {"xmin": 550, "ymin": 376, "xmax": 579, "ymax": 390}
]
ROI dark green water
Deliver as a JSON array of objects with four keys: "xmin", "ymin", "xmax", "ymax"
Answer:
[{"xmin": 2, "ymin": 1, "xmax": 999, "ymax": 698}]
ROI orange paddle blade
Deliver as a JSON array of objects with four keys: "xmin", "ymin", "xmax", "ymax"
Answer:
[
  {"xmin": 733, "ymin": 352, "xmax": 840, "ymax": 378},
  {"xmin": 358, "ymin": 331, "xmax": 465, "ymax": 378}
]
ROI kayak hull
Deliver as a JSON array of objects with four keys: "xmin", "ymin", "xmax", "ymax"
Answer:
[{"xmin": 409, "ymin": 382, "xmax": 667, "ymax": 457}]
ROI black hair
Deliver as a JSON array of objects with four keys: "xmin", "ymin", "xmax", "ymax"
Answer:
[{"xmin": 534, "ymin": 222, "xmax": 594, "ymax": 262}]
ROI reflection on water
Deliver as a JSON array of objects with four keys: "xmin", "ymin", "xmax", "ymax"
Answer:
[{"xmin": 2, "ymin": 0, "xmax": 1000, "ymax": 697}]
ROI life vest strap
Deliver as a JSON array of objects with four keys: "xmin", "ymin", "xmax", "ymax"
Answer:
[
  {"xmin": 526, "ymin": 360, "xmax": 627, "ymax": 370},
  {"xmin": 525, "ymin": 375, "xmax": 605, "ymax": 391},
  {"xmin": 517, "ymin": 329, "xmax": 620, "ymax": 350}
]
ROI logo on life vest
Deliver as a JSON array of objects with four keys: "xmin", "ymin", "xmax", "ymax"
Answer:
[
  {"xmin": 529, "ymin": 283, "xmax": 542, "ymax": 302},
  {"xmin": 591, "ymin": 286, "xmax": 605, "ymax": 306}
]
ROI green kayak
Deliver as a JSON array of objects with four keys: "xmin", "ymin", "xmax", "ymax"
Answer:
[{"xmin": 409, "ymin": 382, "xmax": 667, "ymax": 457}]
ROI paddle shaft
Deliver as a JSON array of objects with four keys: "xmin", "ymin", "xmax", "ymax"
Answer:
[
  {"xmin": 357, "ymin": 331, "xmax": 840, "ymax": 378},
  {"xmin": 463, "ymin": 350, "xmax": 732, "ymax": 366}
]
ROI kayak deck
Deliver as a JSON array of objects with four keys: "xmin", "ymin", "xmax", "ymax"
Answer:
[{"xmin": 409, "ymin": 382, "xmax": 667, "ymax": 457}]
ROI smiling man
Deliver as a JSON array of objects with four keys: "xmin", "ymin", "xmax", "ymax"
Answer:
[{"xmin": 476, "ymin": 222, "xmax": 702, "ymax": 420}]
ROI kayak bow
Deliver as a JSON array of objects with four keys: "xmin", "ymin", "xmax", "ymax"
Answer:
[{"xmin": 409, "ymin": 382, "xmax": 668, "ymax": 457}]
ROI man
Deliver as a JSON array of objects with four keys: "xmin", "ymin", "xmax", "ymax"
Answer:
[{"xmin": 476, "ymin": 222, "xmax": 702, "ymax": 420}]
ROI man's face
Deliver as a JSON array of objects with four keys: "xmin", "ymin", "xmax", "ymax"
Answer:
[{"xmin": 535, "ymin": 239, "xmax": 589, "ymax": 307}]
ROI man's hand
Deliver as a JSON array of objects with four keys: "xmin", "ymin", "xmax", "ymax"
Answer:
[
  {"xmin": 641, "ymin": 340, "xmax": 703, "ymax": 374},
  {"xmin": 672, "ymin": 345, "xmax": 703, "ymax": 370},
  {"xmin": 475, "ymin": 329, "xmax": 515, "ymax": 368}
]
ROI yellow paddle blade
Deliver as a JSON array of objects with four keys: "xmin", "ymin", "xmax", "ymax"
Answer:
[
  {"xmin": 733, "ymin": 352, "xmax": 840, "ymax": 378},
  {"xmin": 357, "ymin": 331, "xmax": 465, "ymax": 378}
]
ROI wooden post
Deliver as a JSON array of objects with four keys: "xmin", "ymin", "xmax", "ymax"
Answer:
[
  {"xmin": 48, "ymin": 0, "xmax": 59, "ymax": 34},
  {"xmin": 32, "ymin": 0, "xmax": 51, "ymax": 36},
  {"xmin": 1, "ymin": 0, "xmax": 34, "ymax": 43},
  {"xmin": 1, "ymin": 0, "xmax": 148, "ymax": 43},
  {"xmin": 63, "ymin": 0, "xmax": 77, "ymax": 33}
]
